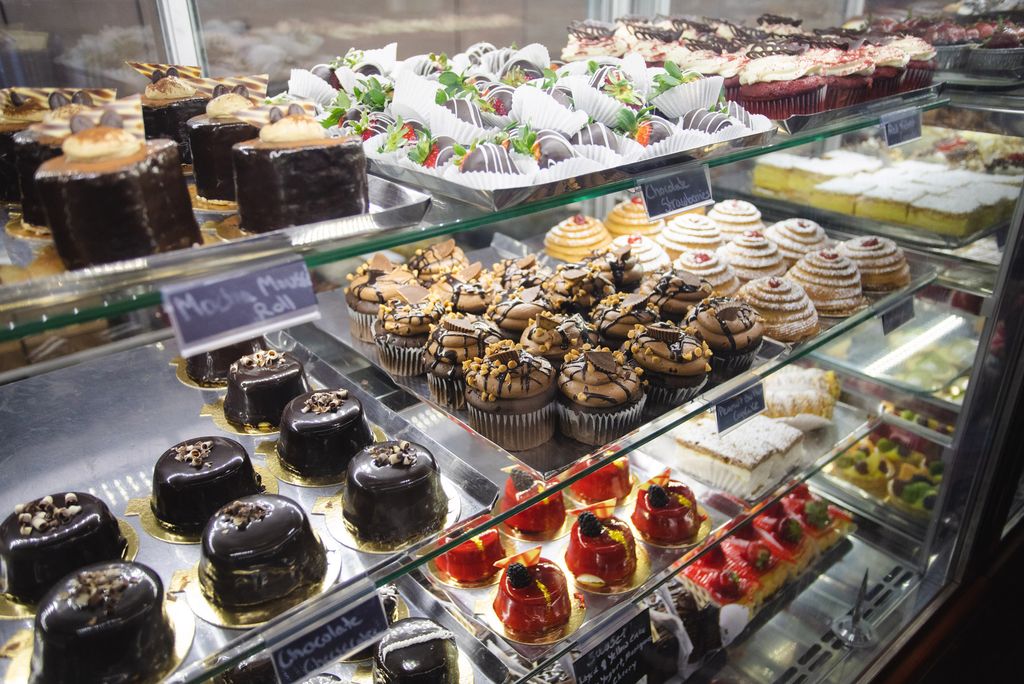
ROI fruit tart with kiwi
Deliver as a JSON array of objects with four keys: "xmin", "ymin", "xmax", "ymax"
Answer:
[
  {"xmin": 887, "ymin": 461, "xmax": 943, "ymax": 520},
  {"xmin": 631, "ymin": 469, "xmax": 706, "ymax": 546},
  {"xmin": 882, "ymin": 402, "xmax": 955, "ymax": 436},
  {"xmin": 564, "ymin": 503, "xmax": 639, "ymax": 588},
  {"xmin": 873, "ymin": 435, "xmax": 925, "ymax": 469},
  {"xmin": 493, "ymin": 548, "xmax": 573, "ymax": 638},
  {"xmin": 831, "ymin": 437, "xmax": 894, "ymax": 497}
]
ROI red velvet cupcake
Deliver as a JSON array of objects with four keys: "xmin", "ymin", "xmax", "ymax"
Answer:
[
  {"xmin": 886, "ymin": 37, "xmax": 937, "ymax": 92},
  {"xmin": 569, "ymin": 455, "xmax": 632, "ymax": 504},
  {"xmin": 501, "ymin": 467, "xmax": 566, "ymax": 537},
  {"xmin": 863, "ymin": 44, "xmax": 909, "ymax": 99},
  {"xmin": 435, "ymin": 521, "xmax": 507, "ymax": 584},
  {"xmin": 493, "ymin": 548, "xmax": 572, "ymax": 637},
  {"xmin": 736, "ymin": 54, "xmax": 825, "ymax": 118},
  {"xmin": 813, "ymin": 49, "xmax": 876, "ymax": 109},
  {"xmin": 565, "ymin": 506, "xmax": 638, "ymax": 587},
  {"xmin": 631, "ymin": 471, "xmax": 705, "ymax": 546}
]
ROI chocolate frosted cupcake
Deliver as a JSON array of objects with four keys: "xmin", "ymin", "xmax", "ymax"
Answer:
[
  {"xmin": 591, "ymin": 292, "xmax": 661, "ymax": 347},
  {"xmin": 424, "ymin": 313, "xmax": 503, "ymax": 409},
  {"xmin": 373, "ymin": 285, "xmax": 445, "ymax": 376},
  {"xmin": 486, "ymin": 285, "xmax": 552, "ymax": 338},
  {"xmin": 344, "ymin": 254, "xmax": 419, "ymax": 342},
  {"xmin": 429, "ymin": 262, "xmax": 492, "ymax": 315},
  {"xmin": 558, "ymin": 348, "xmax": 646, "ymax": 446},
  {"xmin": 685, "ymin": 297, "xmax": 764, "ymax": 382},
  {"xmin": 464, "ymin": 340, "xmax": 558, "ymax": 451},
  {"xmin": 490, "ymin": 254, "xmax": 551, "ymax": 292},
  {"xmin": 673, "ymin": 250, "xmax": 741, "ymax": 296},
  {"xmin": 764, "ymin": 218, "xmax": 828, "ymax": 268},
  {"xmin": 641, "ymin": 268, "xmax": 713, "ymax": 324},
  {"xmin": 624, "ymin": 321, "xmax": 711, "ymax": 415},
  {"xmin": 141, "ymin": 68, "xmax": 208, "ymax": 164},
  {"xmin": 786, "ymin": 249, "xmax": 868, "ymax": 318},
  {"xmin": 186, "ymin": 86, "xmax": 258, "ymax": 203},
  {"xmin": 407, "ymin": 238, "xmax": 469, "ymax": 285},
  {"xmin": 543, "ymin": 262, "xmax": 616, "ymax": 314},
  {"xmin": 585, "ymin": 243, "xmax": 645, "ymax": 293},
  {"xmin": 717, "ymin": 230, "xmax": 787, "ymax": 284},
  {"xmin": 837, "ymin": 236, "xmax": 910, "ymax": 292},
  {"xmin": 737, "ymin": 276, "xmax": 819, "ymax": 343},
  {"xmin": 521, "ymin": 311, "xmax": 599, "ymax": 368}
]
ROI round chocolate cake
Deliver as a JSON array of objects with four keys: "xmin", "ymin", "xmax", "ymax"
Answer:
[
  {"xmin": 278, "ymin": 389, "xmax": 373, "ymax": 478},
  {"xmin": 34, "ymin": 121, "xmax": 200, "ymax": 270},
  {"xmin": 0, "ymin": 92, "xmax": 48, "ymax": 202},
  {"xmin": 223, "ymin": 350, "xmax": 309, "ymax": 429},
  {"xmin": 233, "ymin": 105, "xmax": 368, "ymax": 233},
  {"xmin": 150, "ymin": 436, "xmax": 264, "ymax": 533},
  {"xmin": 186, "ymin": 86, "xmax": 258, "ymax": 202},
  {"xmin": 373, "ymin": 618, "xmax": 460, "ymax": 684},
  {"xmin": 199, "ymin": 494, "xmax": 327, "ymax": 610},
  {"xmin": 141, "ymin": 68, "xmax": 208, "ymax": 164},
  {"xmin": 342, "ymin": 441, "xmax": 448, "ymax": 546},
  {"xmin": 184, "ymin": 337, "xmax": 264, "ymax": 386},
  {"xmin": 0, "ymin": 492, "xmax": 126, "ymax": 604},
  {"xmin": 29, "ymin": 561, "xmax": 175, "ymax": 684}
]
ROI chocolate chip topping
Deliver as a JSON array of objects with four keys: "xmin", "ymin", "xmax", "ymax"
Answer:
[
  {"xmin": 174, "ymin": 440, "xmax": 214, "ymax": 468},
  {"xmin": 302, "ymin": 390, "xmax": 349, "ymax": 414},
  {"xmin": 13, "ymin": 494, "xmax": 82, "ymax": 536},
  {"xmin": 370, "ymin": 441, "xmax": 418, "ymax": 467},
  {"xmin": 220, "ymin": 500, "xmax": 271, "ymax": 530},
  {"xmin": 234, "ymin": 349, "xmax": 283, "ymax": 371},
  {"xmin": 67, "ymin": 567, "xmax": 139, "ymax": 614}
]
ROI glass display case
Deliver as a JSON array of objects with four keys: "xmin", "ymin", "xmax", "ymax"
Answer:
[{"xmin": 2, "ymin": 2, "xmax": 1024, "ymax": 683}]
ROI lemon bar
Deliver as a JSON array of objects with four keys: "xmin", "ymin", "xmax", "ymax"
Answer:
[
  {"xmin": 906, "ymin": 192, "xmax": 986, "ymax": 236},
  {"xmin": 855, "ymin": 183, "xmax": 927, "ymax": 224},
  {"xmin": 752, "ymin": 152, "xmax": 804, "ymax": 195},
  {"xmin": 806, "ymin": 174, "xmax": 878, "ymax": 215}
]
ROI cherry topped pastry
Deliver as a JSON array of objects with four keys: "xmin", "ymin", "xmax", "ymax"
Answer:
[
  {"xmin": 435, "ymin": 520, "xmax": 506, "ymax": 584},
  {"xmin": 493, "ymin": 548, "xmax": 572, "ymax": 637},
  {"xmin": 565, "ymin": 507, "xmax": 638, "ymax": 587},
  {"xmin": 631, "ymin": 471, "xmax": 705, "ymax": 546},
  {"xmin": 781, "ymin": 485, "xmax": 853, "ymax": 554},
  {"xmin": 722, "ymin": 525, "xmax": 789, "ymax": 604},
  {"xmin": 682, "ymin": 545, "xmax": 759, "ymax": 609},
  {"xmin": 501, "ymin": 467, "xmax": 566, "ymax": 537},
  {"xmin": 569, "ymin": 456, "xmax": 632, "ymax": 504},
  {"xmin": 752, "ymin": 501, "xmax": 812, "ymax": 573}
]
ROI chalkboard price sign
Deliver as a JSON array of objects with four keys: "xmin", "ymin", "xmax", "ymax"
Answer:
[
  {"xmin": 640, "ymin": 165, "xmax": 713, "ymax": 220},
  {"xmin": 573, "ymin": 609, "xmax": 652, "ymax": 684},
  {"xmin": 271, "ymin": 593, "xmax": 389, "ymax": 684},
  {"xmin": 162, "ymin": 257, "xmax": 320, "ymax": 357},
  {"xmin": 715, "ymin": 382, "xmax": 766, "ymax": 434},
  {"xmin": 880, "ymin": 108, "xmax": 922, "ymax": 147}
]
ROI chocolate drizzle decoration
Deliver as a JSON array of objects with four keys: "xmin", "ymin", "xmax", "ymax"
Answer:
[
  {"xmin": 174, "ymin": 440, "xmax": 214, "ymax": 468},
  {"xmin": 568, "ymin": 19, "xmax": 616, "ymax": 40},
  {"xmin": 67, "ymin": 567, "xmax": 139, "ymax": 614},
  {"xmin": 370, "ymin": 441, "xmax": 418, "ymax": 467},
  {"xmin": 302, "ymin": 390, "xmax": 349, "ymax": 415},
  {"xmin": 632, "ymin": 25, "xmax": 682, "ymax": 42},
  {"xmin": 220, "ymin": 500, "xmax": 271, "ymax": 530},
  {"xmin": 13, "ymin": 494, "xmax": 82, "ymax": 536}
]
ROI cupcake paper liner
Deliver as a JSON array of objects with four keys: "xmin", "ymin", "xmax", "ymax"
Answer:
[
  {"xmin": 725, "ymin": 84, "xmax": 741, "ymax": 101},
  {"xmin": 511, "ymin": 85, "xmax": 590, "ymax": 135},
  {"xmin": 574, "ymin": 143, "xmax": 628, "ymax": 167},
  {"xmin": 558, "ymin": 396, "xmax": 647, "ymax": 447},
  {"xmin": 508, "ymin": 43, "xmax": 551, "ymax": 75},
  {"xmin": 620, "ymin": 52, "xmax": 652, "ymax": 99},
  {"xmin": 362, "ymin": 132, "xmax": 407, "ymax": 162},
  {"xmin": 566, "ymin": 77, "xmax": 629, "ymax": 127},
  {"xmin": 375, "ymin": 339, "xmax": 427, "ymax": 377},
  {"xmin": 557, "ymin": 57, "xmax": 620, "ymax": 78},
  {"xmin": 869, "ymin": 74, "xmax": 902, "ymax": 99},
  {"xmin": 427, "ymin": 103, "xmax": 496, "ymax": 145},
  {"xmin": 480, "ymin": 110, "xmax": 513, "ymax": 129},
  {"xmin": 644, "ymin": 377, "xmax": 708, "ymax": 418},
  {"xmin": 650, "ymin": 76, "xmax": 725, "ymax": 118},
  {"xmin": 393, "ymin": 151, "xmax": 454, "ymax": 178},
  {"xmin": 708, "ymin": 341, "xmax": 761, "ymax": 384},
  {"xmin": 738, "ymin": 85, "xmax": 825, "ymax": 119},
  {"xmin": 824, "ymin": 83, "xmax": 869, "ymax": 110},
  {"xmin": 633, "ymin": 129, "xmax": 713, "ymax": 162},
  {"xmin": 899, "ymin": 67, "xmax": 935, "ymax": 92},
  {"xmin": 391, "ymin": 72, "xmax": 441, "ymax": 121},
  {"xmin": 467, "ymin": 401, "xmax": 557, "ymax": 451},
  {"xmin": 441, "ymin": 164, "xmax": 536, "ymax": 190},
  {"xmin": 348, "ymin": 309, "xmax": 378, "ymax": 343},
  {"xmin": 288, "ymin": 69, "xmax": 340, "ymax": 107},
  {"xmin": 534, "ymin": 156, "xmax": 605, "ymax": 183},
  {"xmin": 427, "ymin": 373, "xmax": 467, "ymax": 410}
]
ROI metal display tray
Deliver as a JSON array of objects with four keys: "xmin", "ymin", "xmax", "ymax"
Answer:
[
  {"xmin": 937, "ymin": 69, "xmax": 1024, "ymax": 90},
  {"xmin": 0, "ymin": 333, "xmax": 497, "ymax": 681},
  {"xmin": 367, "ymin": 128, "xmax": 776, "ymax": 212},
  {"xmin": 777, "ymin": 83, "xmax": 945, "ymax": 134}
]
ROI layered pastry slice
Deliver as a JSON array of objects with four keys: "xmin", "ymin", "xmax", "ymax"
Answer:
[
  {"xmin": 681, "ymin": 545, "xmax": 759, "ymax": 612},
  {"xmin": 30, "ymin": 561, "xmax": 175, "ymax": 684},
  {"xmin": 373, "ymin": 618, "xmax": 460, "ymax": 684},
  {"xmin": 199, "ymin": 494, "xmax": 327, "ymax": 612},
  {"xmin": 564, "ymin": 506, "xmax": 638, "ymax": 588},
  {"xmin": 0, "ymin": 492, "xmax": 127, "ymax": 604},
  {"xmin": 752, "ymin": 501, "xmax": 814, "ymax": 575},
  {"xmin": 222, "ymin": 349, "xmax": 309, "ymax": 429},
  {"xmin": 721, "ymin": 525, "xmax": 790, "ymax": 607},
  {"xmin": 185, "ymin": 84, "xmax": 258, "ymax": 203},
  {"xmin": 342, "ymin": 440, "xmax": 448, "ymax": 546},
  {"xmin": 501, "ymin": 467, "xmax": 566, "ymax": 537},
  {"xmin": 780, "ymin": 485, "xmax": 854, "ymax": 555},
  {"xmin": 277, "ymin": 389, "xmax": 373, "ymax": 478},
  {"xmin": 631, "ymin": 471, "xmax": 705, "ymax": 546},
  {"xmin": 141, "ymin": 67, "xmax": 208, "ymax": 164},
  {"xmin": 435, "ymin": 518, "xmax": 506, "ymax": 584},
  {"xmin": 493, "ymin": 548, "xmax": 572, "ymax": 638},
  {"xmin": 150, "ymin": 436, "xmax": 264, "ymax": 533}
]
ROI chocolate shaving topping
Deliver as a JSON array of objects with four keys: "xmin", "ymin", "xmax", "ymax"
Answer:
[
  {"xmin": 13, "ymin": 493, "xmax": 83, "ymax": 536},
  {"xmin": 220, "ymin": 500, "xmax": 270, "ymax": 530},
  {"xmin": 67, "ymin": 567, "xmax": 139, "ymax": 615},
  {"xmin": 302, "ymin": 390, "xmax": 348, "ymax": 414},
  {"xmin": 632, "ymin": 25, "xmax": 682, "ymax": 42},
  {"xmin": 370, "ymin": 441, "xmax": 418, "ymax": 467},
  {"xmin": 174, "ymin": 440, "xmax": 214, "ymax": 468},
  {"xmin": 568, "ymin": 19, "xmax": 616, "ymax": 40},
  {"xmin": 585, "ymin": 350, "xmax": 619, "ymax": 374},
  {"xmin": 646, "ymin": 323, "xmax": 681, "ymax": 343},
  {"xmin": 235, "ymin": 349, "xmax": 283, "ymax": 370},
  {"xmin": 758, "ymin": 13, "xmax": 803, "ymax": 27},
  {"xmin": 397, "ymin": 284, "xmax": 430, "ymax": 304}
]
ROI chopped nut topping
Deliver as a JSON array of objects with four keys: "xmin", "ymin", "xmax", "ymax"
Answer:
[{"xmin": 233, "ymin": 349, "xmax": 283, "ymax": 371}]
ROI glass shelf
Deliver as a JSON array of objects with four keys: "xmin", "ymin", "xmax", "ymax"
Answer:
[{"xmin": 0, "ymin": 95, "xmax": 948, "ymax": 344}]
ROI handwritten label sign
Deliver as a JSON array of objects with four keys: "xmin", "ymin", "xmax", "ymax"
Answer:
[
  {"xmin": 162, "ymin": 257, "xmax": 320, "ymax": 357},
  {"xmin": 880, "ymin": 108, "xmax": 922, "ymax": 147},
  {"xmin": 715, "ymin": 382, "xmax": 766, "ymax": 434},
  {"xmin": 573, "ymin": 609, "xmax": 652, "ymax": 684},
  {"xmin": 640, "ymin": 165, "xmax": 713, "ymax": 220},
  {"xmin": 271, "ymin": 593, "xmax": 389, "ymax": 684},
  {"xmin": 882, "ymin": 298, "xmax": 915, "ymax": 335}
]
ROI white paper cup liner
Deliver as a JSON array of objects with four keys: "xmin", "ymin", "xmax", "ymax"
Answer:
[
  {"xmin": 394, "ymin": 152, "xmax": 452, "ymax": 178},
  {"xmin": 288, "ymin": 69, "xmax": 339, "ymax": 107},
  {"xmin": 644, "ymin": 378, "xmax": 707, "ymax": 417},
  {"xmin": 441, "ymin": 164, "xmax": 534, "ymax": 190},
  {"xmin": 558, "ymin": 57, "xmax": 621, "ymax": 78},
  {"xmin": 362, "ymin": 42, "xmax": 398, "ymax": 73},
  {"xmin": 650, "ymin": 76, "xmax": 725, "ymax": 118},
  {"xmin": 706, "ymin": 123, "xmax": 752, "ymax": 144},
  {"xmin": 467, "ymin": 401, "xmax": 557, "ymax": 451},
  {"xmin": 481, "ymin": 110, "xmax": 513, "ymax": 128},
  {"xmin": 620, "ymin": 52, "xmax": 652, "ymax": 99},
  {"xmin": 509, "ymin": 43, "xmax": 551, "ymax": 73},
  {"xmin": 348, "ymin": 309, "xmax": 377, "ymax": 343},
  {"xmin": 427, "ymin": 373, "xmax": 466, "ymax": 410},
  {"xmin": 374, "ymin": 339, "xmax": 427, "ymax": 377},
  {"xmin": 558, "ymin": 396, "xmax": 646, "ymax": 447},
  {"xmin": 512, "ymin": 85, "xmax": 590, "ymax": 135},
  {"xmin": 634, "ymin": 129, "xmax": 712, "ymax": 162},
  {"xmin": 568, "ymin": 80, "xmax": 628, "ymax": 127},
  {"xmin": 747, "ymin": 113, "xmax": 775, "ymax": 133},
  {"xmin": 510, "ymin": 152, "xmax": 541, "ymax": 176},
  {"xmin": 362, "ymin": 132, "xmax": 409, "ymax": 162},
  {"xmin": 448, "ymin": 53, "xmax": 471, "ymax": 73},
  {"xmin": 428, "ymin": 104, "xmax": 496, "ymax": 145},
  {"xmin": 574, "ymin": 143, "xmax": 627, "ymax": 167},
  {"xmin": 392, "ymin": 72, "xmax": 441, "ymax": 121},
  {"xmin": 334, "ymin": 66, "xmax": 359, "ymax": 95},
  {"xmin": 535, "ymin": 156, "xmax": 605, "ymax": 183}
]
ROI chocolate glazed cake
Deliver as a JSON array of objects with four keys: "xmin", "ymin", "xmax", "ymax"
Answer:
[
  {"xmin": 342, "ymin": 441, "xmax": 448, "ymax": 546},
  {"xmin": 141, "ymin": 67, "xmax": 208, "ymax": 164},
  {"xmin": 150, "ymin": 437, "xmax": 264, "ymax": 533},
  {"xmin": 373, "ymin": 618, "xmax": 460, "ymax": 684},
  {"xmin": 199, "ymin": 494, "xmax": 327, "ymax": 610},
  {"xmin": 0, "ymin": 492, "xmax": 126, "ymax": 604},
  {"xmin": 185, "ymin": 337, "xmax": 264, "ymax": 386},
  {"xmin": 1, "ymin": 92, "xmax": 48, "ymax": 202},
  {"xmin": 29, "ymin": 561, "xmax": 175, "ymax": 684},
  {"xmin": 186, "ymin": 85, "xmax": 258, "ymax": 202},
  {"xmin": 278, "ymin": 389, "xmax": 373, "ymax": 478},
  {"xmin": 35, "ymin": 114, "xmax": 200, "ymax": 270},
  {"xmin": 223, "ymin": 349, "xmax": 309, "ymax": 429},
  {"xmin": 233, "ymin": 104, "xmax": 368, "ymax": 233}
]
